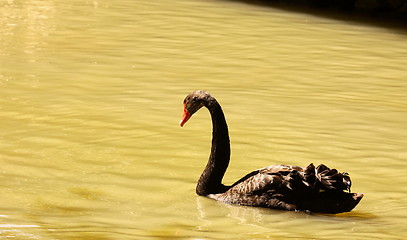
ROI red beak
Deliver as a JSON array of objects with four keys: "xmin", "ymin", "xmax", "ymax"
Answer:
[{"xmin": 179, "ymin": 104, "xmax": 191, "ymax": 127}]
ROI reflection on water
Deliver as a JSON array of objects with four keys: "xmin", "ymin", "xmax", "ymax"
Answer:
[
  {"xmin": 1, "ymin": 0, "xmax": 407, "ymax": 239},
  {"xmin": 0, "ymin": 0, "xmax": 55, "ymax": 68}
]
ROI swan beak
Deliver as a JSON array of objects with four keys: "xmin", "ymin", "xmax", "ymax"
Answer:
[{"xmin": 180, "ymin": 107, "xmax": 191, "ymax": 127}]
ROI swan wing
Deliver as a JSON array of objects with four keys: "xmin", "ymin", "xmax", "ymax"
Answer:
[
  {"xmin": 229, "ymin": 165, "xmax": 301, "ymax": 195},
  {"xmin": 209, "ymin": 163, "xmax": 356, "ymax": 211}
]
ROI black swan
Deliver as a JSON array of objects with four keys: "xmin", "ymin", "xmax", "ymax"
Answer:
[{"xmin": 180, "ymin": 90, "xmax": 363, "ymax": 213}]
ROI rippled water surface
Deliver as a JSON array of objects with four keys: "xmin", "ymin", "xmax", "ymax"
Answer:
[{"xmin": 1, "ymin": 0, "xmax": 407, "ymax": 239}]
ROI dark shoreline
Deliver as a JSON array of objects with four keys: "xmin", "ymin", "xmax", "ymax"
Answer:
[
  {"xmin": 226, "ymin": 0, "xmax": 407, "ymax": 33},
  {"xmin": 234, "ymin": 0, "xmax": 407, "ymax": 14},
  {"xmin": 275, "ymin": 0, "xmax": 406, "ymax": 13}
]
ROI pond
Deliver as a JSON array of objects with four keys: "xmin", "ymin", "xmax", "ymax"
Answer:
[{"xmin": 1, "ymin": 0, "xmax": 406, "ymax": 239}]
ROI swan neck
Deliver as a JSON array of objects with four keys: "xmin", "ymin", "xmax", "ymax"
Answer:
[{"xmin": 196, "ymin": 99, "xmax": 230, "ymax": 196}]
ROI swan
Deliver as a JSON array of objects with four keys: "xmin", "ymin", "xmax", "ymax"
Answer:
[{"xmin": 180, "ymin": 90, "xmax": 363, "ymax": 213}]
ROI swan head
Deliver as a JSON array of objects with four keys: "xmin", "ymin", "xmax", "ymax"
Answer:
[{"xmin": 180, "ymin": 90, "xmax": 213, "ymax": 127}]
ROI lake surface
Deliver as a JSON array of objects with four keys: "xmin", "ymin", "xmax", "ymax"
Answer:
[{"xmin": 1, "ymin": 0, "xmax": 407, "ymax": 239}]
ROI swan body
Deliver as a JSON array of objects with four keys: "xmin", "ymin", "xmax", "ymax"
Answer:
[{"xmin": 180, "ymin": 90, "xmax": 363, "ymax": 213}]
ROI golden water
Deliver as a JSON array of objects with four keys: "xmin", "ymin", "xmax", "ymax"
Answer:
[{"xmin": 1, "ymin": 0, "xmax": 407, "ymax": 239}]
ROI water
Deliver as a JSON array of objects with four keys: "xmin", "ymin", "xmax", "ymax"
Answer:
[{"xmin": 1, "ymin": 0, "xmax": 407, "ymax": 239}]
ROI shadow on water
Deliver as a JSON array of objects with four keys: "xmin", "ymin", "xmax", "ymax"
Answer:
[
  {"xmin": 311, "ymin": 210, "xmax": 378, "ymax": 220},
  {"xmin": 223, "ymin": 0, "xmax": 407, "ymax": 34},
  {"xmin": 196, "ymin": 196, "xmax": 377, "ymax": 226}
]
